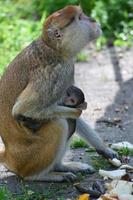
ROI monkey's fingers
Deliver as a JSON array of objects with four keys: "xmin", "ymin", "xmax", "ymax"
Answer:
[
  {"xmin": 77, "ymin": 102, "xmax": 87, "ymax": 110},
  {"xmin": 96, "ymin": 148, "xmax": 119, "ymax": 160}
]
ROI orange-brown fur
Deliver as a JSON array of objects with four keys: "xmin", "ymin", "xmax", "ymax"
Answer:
[
  {"xmin": 4, "ymin": 120, "xmax": 67, "ymax": 177},
  {"xmin": 44, "ymin": 6, "xmax": 79, "ymax": 32}
]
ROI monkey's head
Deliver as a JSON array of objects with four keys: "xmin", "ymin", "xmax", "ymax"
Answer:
[
  {"xmin": 43, "ymin": 6, "xmax": 102, "ymax": 57},
  {"xmin": 62, "ymin": 86, "xmax": 87, "ymax": 110}
]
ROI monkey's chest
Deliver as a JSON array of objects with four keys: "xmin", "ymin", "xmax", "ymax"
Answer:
[{"xmin": 47, "ymin": 63, "xmax": 74, "ymax": 96}]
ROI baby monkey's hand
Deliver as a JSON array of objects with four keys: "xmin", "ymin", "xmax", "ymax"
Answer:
[{"xmin": 77, "ymin": 101, "xmax": 87, "ymax": 110}]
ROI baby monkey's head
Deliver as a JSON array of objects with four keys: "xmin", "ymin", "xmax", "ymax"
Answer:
[{"xmin": 62, "ymin": 86, "xmax": 87, "ymax": 110}]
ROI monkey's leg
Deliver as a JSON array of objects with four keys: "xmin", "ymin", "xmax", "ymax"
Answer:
[
  {"xmin": 53, "ymin": 119, "xmax": 94, "ymax": 174},
  {"xmin": 54, "ymin": 162, "xmax": 94, "ymax": 174},
  {"xmin": 76, "ymin": 118, "xmax": 118, "ymax": 159},
  {"xmin": 24, "ymin": 171, "xmax": 76, "ymax": 182}
]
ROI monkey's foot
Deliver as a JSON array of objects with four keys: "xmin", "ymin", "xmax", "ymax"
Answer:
[
  {"xmin": 96, "ymin": 147, "xmax": 118, "ymax": 159},
  {"xmin": 55, "ymin": 162, "xmax": 95, "ymax": 174},
  {"xmin": 24, "ymin": 172, "xmax": 76, "ymax": 182}
]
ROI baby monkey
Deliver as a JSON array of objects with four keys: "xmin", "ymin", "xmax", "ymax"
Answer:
[
  {"xmin": 21, "ymin": 86, "xmax": 87, "ymax": 132},
  {"xmin": 62, "ymin": 86, "xmax": 87, "ymax": 110},
  {"xmin": 62, "ymin": 86, "xmax": 87, "ymax": 139}
]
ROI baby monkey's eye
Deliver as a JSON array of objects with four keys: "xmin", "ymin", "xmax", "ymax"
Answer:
[
  {"xmin": 67, "ymin": 92, "xmax": 70, "ymax": 97},
  {"xmin": 70, "ymin": 98, "xmax": 75, "ymax": 104}
]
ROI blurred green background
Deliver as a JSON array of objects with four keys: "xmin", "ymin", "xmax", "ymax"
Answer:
[{"xmin": 0, "ymin": 0, "xmax": 132, "ymax": 74}]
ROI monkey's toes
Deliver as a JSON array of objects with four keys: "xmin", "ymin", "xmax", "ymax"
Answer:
[
  {"xmin": 64, "ymin": 162, "xmax": 95, "ymax": 174},
  {"xmin": 63, "ymin": 172, "xmax": 77, "ymax": 182},
  {"xmin": 76, "ymin": 163, "xmax": 95, "ymax": 174}
]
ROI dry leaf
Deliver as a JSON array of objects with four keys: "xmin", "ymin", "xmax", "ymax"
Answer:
[
  {"xmin": 106, "ymin": 180, "xmax": 133, "ymax": 195},
  {"xmin": 120, "ymin": 164, "xmax": 133, "ymax": 170},
  {"xmin": 118, "ymin": 194, "xmax": 133, "ymax": 200},
  {"xmin": 77, "ymin": 193, "xmax": 90, "ymax": 200},
  {"xmin": 111, "ymin": 141, "xmax": 133, "ymax": 150},
  {"xmin": 97, "ymin": 194, "xmax": 118, "ymax": 200},
  {"xmin": 98, "ymin": 194, "xmax": 133, "ymax": 200},
  {"xmin": 99, "ymin": 169, "xmax": 126, "ymax": 180}
]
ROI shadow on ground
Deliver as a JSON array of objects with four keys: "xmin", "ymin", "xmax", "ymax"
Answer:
[{"xmin": 96, "ymin": 45, "xmax": 133, "ymax": 143}]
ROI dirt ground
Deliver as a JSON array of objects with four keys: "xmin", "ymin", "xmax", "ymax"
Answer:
[
  {"xmin": 75, "ymin": 45, "xmax": 133, "ymax": 143},
  {"xmin": 0, "ymin": 45, "xmax": 133, "ymax": 199}
]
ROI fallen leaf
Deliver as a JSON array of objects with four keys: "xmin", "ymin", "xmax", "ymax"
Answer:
[
  {"xmin": 106, "ymin": 180, "xmax": 133, "ymax": 195},
  {"xmin": 77, "ymin": 193, "xmax": 90, "ymax": 200},
  {"xmin": 99, "ymin": 169, "xmax": 126, "ymax": 180},
  {"xmin": 111, "ymin": 141, "xmax": 133, "ymax": 150},
  {"xmin": 118, "ymin": 194, "xmax": 133, "ymax": 200},
  {"xmin": 97, "ymin": 194, "xmax": 118, "ymax": 200},
  {"xmin": 120, "ymin": 164, "xmax": 133, "ymax": 170}
]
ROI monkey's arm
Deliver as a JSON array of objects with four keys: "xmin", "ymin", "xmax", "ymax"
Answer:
[
  {"xmin": 12, "ymin": 82, "xmax": 81, "ymax": 121},
  {"xmin": 76, "ymin": 117, "xmax": 118, "ymax": 159}
]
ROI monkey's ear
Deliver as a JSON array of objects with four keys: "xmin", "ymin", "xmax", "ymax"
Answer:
[
  {"xmin": 54, "ymin": 29, "xmax": 63, "ymax": 40},
  {"xmin": 47, "ymin": 28, "xmax": 63, "ymax": 40}
]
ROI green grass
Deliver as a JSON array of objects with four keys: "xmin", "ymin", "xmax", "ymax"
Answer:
[
  {"xmin": 0, "ymin": 1, "xmax": 46, "ymax": 75},
  {"xmin": 70, "ymin": 138, "xmax": 89, "ymax": 148},
  {"xmin": 76, "ymin": 52, "xmax": 89, "ymax": 62},
  {"xmin": 91, "ymin": 156, "xmax": 110, "ymax": 170},
  {"xmin": 0, "ymin": 185, "xmax": 66, "ymax": 200},
  {"xmin": 117, "ymin": 147, "xmax": 133, "ymax": 157},
  {"xmin": 0, "ymin": 187, "xmax": 12, "ymax": 200}
]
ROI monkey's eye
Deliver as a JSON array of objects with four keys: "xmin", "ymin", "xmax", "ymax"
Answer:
[
  {"xmin": 79, "ymin": 13, "xmax": 82, "ymax": 20},
  {"xmin": 71, "ymin": 16, "xmax": 75, "ymax": 22},
  {"xmin": 70, "ymin": 98, "xmax": 75, "ymax": 104}
]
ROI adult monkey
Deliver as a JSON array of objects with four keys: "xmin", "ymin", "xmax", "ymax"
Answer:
[{"xmin": 0, "ymin": 6, "xmax": 117, "ymax": 181}]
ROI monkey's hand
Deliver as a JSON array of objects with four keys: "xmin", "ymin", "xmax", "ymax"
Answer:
[
  {"xmin": 77, "ymin": 102, "xmax": 87, "ymax": 110},
  {"xmin": 96, "ymin": 147, "xmax": 119, "ymax": 159}
]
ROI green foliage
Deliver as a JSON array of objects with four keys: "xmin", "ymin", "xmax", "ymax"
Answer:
[
  {"xmin": 76, "ymin": 52, "xmax": 88, "ymax": 62},
  {"xmin": 91, "ymin": 0, "xmax": 133, "ymax": 46},
  {"xmin": 0, "ymin": 186, "xmax": 12, "ymax": 200},
  {"xmin": 71, "ymin": 138, "xmax": 88, "ymax": 148},
  {"xmin": 91, "ymin": 156, "xmax": 110, "ymax": 170},
  {"xmin": 80, "ymin": 0, "xmax": 95, "ymax": 15},
  {"xmin": 117, "ymin": 147, "xmax": 133, "ymax": 157},
  {"xmin": 0, "ymin": 0, "xmax": 132, "ymax": 73},
  {"xmin": 0, "ymin": 185, "xmax": 66, "ymax": 200},
  {"xmin": 35, "ymin": 0, "xmax": 79, "ymax": 16},
  {"xmin": 0, "ymin": 1, "xmax": 45, "ymax": 74}
]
